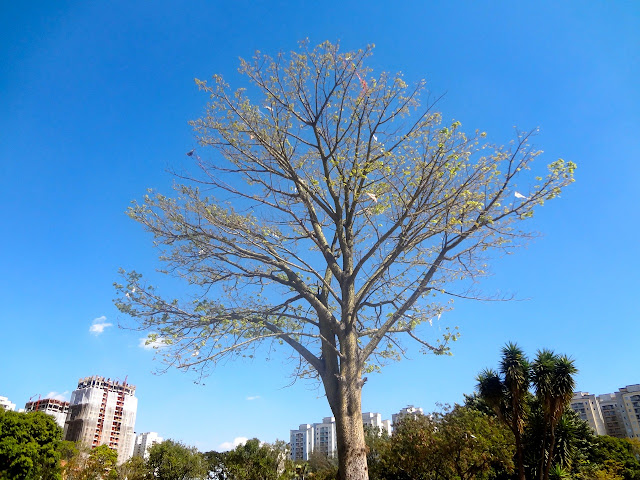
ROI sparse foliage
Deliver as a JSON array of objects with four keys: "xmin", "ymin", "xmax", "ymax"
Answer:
[{"xmin": 116, "ymin": 41, "xmax": 576, "ymax": 480}]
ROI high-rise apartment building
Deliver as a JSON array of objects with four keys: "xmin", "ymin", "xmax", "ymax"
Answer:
[
  {"xmin": 597, "ymin": 393, "xmax": 626, "ymax": 438},
  {"xmin": 391, "ymin": 405, "xmax": 424, "ymax": 431},
  {"xmin": 290, "ymin": 412, "xmax": 392, "ymax": 461},
  {"xmin": 64, "ymin": 376, "xmax": 137, "ymax": 463},
  {"xmin": 570, "ymin": 392, "xmax": 606, "ymax": 435},
  {"xmin": 569, "ymin": 384, "xmax": 640, "ymax": 439},
  {"xmin": 290, "ymin": 417, "xmax": 336, "ymax": 461},
  {"xmin": 0, "ymin": 396, "xmax": 16, "ymax": 411},
  {"xmin": 615, "ymin": 384, "xmax": 640, "ymax": 439},
  {"xmin": 313, "ymin": 417, "xmax": 337, "ymax": 458},
  {"xmin": 362, "ymin": 412, "xmax": 392, "ymax": 436},
  {"xmin": 290, "ymin": 423, "xmax": 314, "ymax": 461},
  {"xmin": 24, "ymin": 398, "xmax": 70, "ymax": 429},
  {"xmin": 133, "ymin": 432, "xmax": 163, "ymax": 459}
]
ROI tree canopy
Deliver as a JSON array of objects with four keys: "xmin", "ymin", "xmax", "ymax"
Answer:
[
  {"xmin": 0, "ymin": 409, "xmax": 63, "ymax": 480},
  {"xmin": 147, "ymin": 440, "xmax": 207, "ymax": 480},
  {"xmin": 115, "ymin": 40, "xmax": 576, "ymax": 480}
]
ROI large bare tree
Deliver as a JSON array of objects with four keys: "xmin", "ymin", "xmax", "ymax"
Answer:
[{"xmin": 115, "ymin": 41, "xmax": 575, "ymax": 480}]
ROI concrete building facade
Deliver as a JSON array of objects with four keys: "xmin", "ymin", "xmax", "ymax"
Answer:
[
  {"xmin": 0, "ymin": 396, "xmax": 16, "ymax": 411},
  {"xmin": 362, "ymin": 412, "xmax": 392, "ymax": 436},
  {"xmin": 64, "ymin": 376, "xmax": 137, "ymax": 464},
  {"xmin": 616, "ymin": 384, "xmax": 640, "ymax": 439},
  {"xmin": 24, "ymin": 398, "xmax": 70, "ymax": 429},
  {"xmin": 597, "ymin": 393, "xmax": 626, "ymax": 438},
  {"xmin": 133, "ymin": 432, "xmax": 163, "ymax": 459},
  {"xmin": 569, "ymin": 385, "xmax": 640, "ymax": 439},
  {"xmin": 290, "ymin": 423, "xmax": 314, "ymax": 461}
]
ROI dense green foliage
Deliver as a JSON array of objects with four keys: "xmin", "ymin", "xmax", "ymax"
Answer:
[
  {"xmin": 361, "ymin": 406, "xmax": 514, "ymax": 480},
  {"xmin": 0, "ymin": 409, "xmax": 63, "ymax": 480},
  {"xmin": 146, "ymin": 440, "xmax": 207, "ymax": 480},
  {"xmin": 477, "ymin": 344, "xmax": 579, "ymax": 480},
  {"xmin": 215, "ymin": 438, "xmax": 294, "ymax": 480}
]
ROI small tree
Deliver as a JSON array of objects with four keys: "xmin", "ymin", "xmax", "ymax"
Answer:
[
  {"xmin": 116, "ymin": 41, "xmax": 576, "ymax": 480},
  {"xmin": 116, "ymin": 455, "xmax": 150, "ymax": 480},
  {"xmin": 85, "ymin": 445, "xmax": 118, "ymax": 480},
  {"xmin": 147, "ymin": 440, "xmax": 207, "ymax": 480},
  {"xmin": 531, "ymin": 350, "xmax": 577, "ymax": 480},
  {"xmin": 477, "ymin": 342, "xmax": 530, "ymax": 480},
  {"xmin": 221, "ymin": 438, "xmax": 293, "ymax": 480}
]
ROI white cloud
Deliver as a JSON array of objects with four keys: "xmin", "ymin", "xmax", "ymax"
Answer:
[
  {"xmin": 138, "ymin": 334, "xmax": 170, "ymax": 350},
  {"xmin": 218, "ymin": 437, "xmax": 248, "ymax": 451},
  {"xmin": 89, "ymin": 316, "xmax": 113, "ymax": 336},
  {"xmin": 44, "ymin": 391, "xmax": 69, "ymax": 401},
  {"xmin": 246, "ymin": 396, "xmax": 261, "ymax": 401}
]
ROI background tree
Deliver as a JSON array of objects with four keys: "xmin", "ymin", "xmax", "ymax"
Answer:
[
  {"xmin": 0, "ymin": 409, "xmax": 63, "ymax": 480},
  {"xmin": 384, "ymin": 413, "xmax": 443, "ymax": 480},
  {"xmin": 307, "ymin": 449, "xmax": 339, "ymax": 480},
  {"xmin": 363, "ymin": 425, "xmax": 391, "ymax": 480},
  {"xmin": 477, "ymin": 343, "xmax": 530, "ymax": 480},
  {"xmin": 116, "ymin": 455, "xmax": 150, "ymax": 480},
  {"xmin": 436, "ymin": 405, "xmax": 515, "ymax": 480},
  {"xmin": 221, "ymin": 438, "xmax": 293, "ymax": 480},
  {"xmin": 530, "ymin": 350, "xmax": 578, "ymax": 480},
  {"xmin": 116, "ymin": 41, "xmax": 576, "ymax": 480},
  {"xmin": 147, "ymin": 440, "xmax": 207, "ymax": 480},
  {"xmin": 584, "ymin": 436, "xmax": 640, "ymax": 480},
  {"xmin": 203, "ymin": 450, "xmax": 229, "ymax": 480},
  {"xmin": 374, "ymin": 406, "xmax": 514, "ymax": 480},
  {"xmin": 523, "ymin": 404, "xmax": 595, "ymax": 479},
  {"xmin": 84, "ymin": 445, "xmax": 118, "ymax": 480}
]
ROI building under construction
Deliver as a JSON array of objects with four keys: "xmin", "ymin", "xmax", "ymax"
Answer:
[
  {"xmin": 24, "ymin": 398, "xmax": 70, "ymax": 429},
  {"xmin": 64, "ymin": 376, "xmax": 137, "ymax": 463}
]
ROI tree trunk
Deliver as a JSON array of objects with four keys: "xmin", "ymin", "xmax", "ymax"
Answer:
[
  {"xmin": 514, "ymin": 429, "xmax": 525, "ymax": 480},
  {"xmin": 332, "ymin": 384, "xmax": 368, "ymax": 480},
  {"xmin": 321, "ymin": 326, "xmax": 368, "ymax": 480},
  {"xmin": 543, "ymin": 427, "xmax": 556, "ymax": 480}
]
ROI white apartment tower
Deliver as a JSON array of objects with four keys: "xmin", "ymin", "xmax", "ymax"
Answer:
[
  {"xmin": 290, "ymin": 417, "xmax": 337, "ymax": 461},
  {"xmin": 133, "ymin": 432, "xmax": 163, "ymax": 459},
  {"xmin": 392, "ymin": 405, "xmax": 424, "ymax": 431},
  {"xmin": 0, "ymin": 396, "xmax": 16, "ymax": 411},
  {"xmin": 569, "ymin": 384, "xmax": 640, "ymax": 440},
  {"xmin": 64, "ymin": 376, "xmax": 138, "ymax": 463},
  {"xmin": 314, "ymin": 417, "xmax": 337, "ymax": 458},
  {"xmin": 362, "ymin": 412, "xmax": 392, "ymax": 436},
  {"xmin": 24, "ymin": 398, "xmax": 70, "ymax": 429},
  {"xmin": 290, "ymin": 424, "xmax": 314, "ymax": 461}
]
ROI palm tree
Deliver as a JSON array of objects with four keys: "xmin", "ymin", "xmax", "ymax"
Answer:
[
  {"xmin": 531, "ymin": 350, "xmax": 577, "ymax": 480},
  {"xmin": 477, "ymin": 342, "xmax": 529, "ymax": 480}
]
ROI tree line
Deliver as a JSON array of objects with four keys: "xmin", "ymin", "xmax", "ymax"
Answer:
[{"xmin": 2, "ymin": 344, "xmax": 639, "ymax": 479}]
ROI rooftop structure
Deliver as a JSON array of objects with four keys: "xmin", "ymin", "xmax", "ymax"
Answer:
[{"xmin": 25, "ymin": 398, "xmax": 70, "ymax": 429}]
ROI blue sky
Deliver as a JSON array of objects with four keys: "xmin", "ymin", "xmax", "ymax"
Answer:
[{"xmin": 1, "ymin": 1, "xmax": 638, "ymax": 452}]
